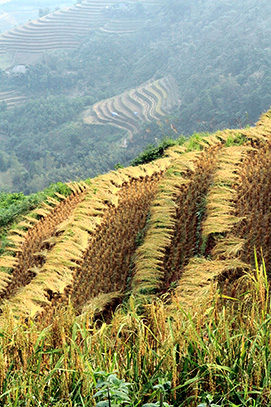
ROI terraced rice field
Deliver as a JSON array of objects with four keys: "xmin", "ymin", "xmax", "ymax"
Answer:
[
  {"xmin": 83, "ymin": 76, "xmax": 180, "ymax": 139},
  {"xmin": 0, "ymin": 0, "xmax": 164, "ymax": 68},
  {"xmin": 101, "ymin": 19, "xmax": 143, "ymax": 33},
  {"xmin": 1, "ymin": 111, "xmax": 271, "ymax": 325},
  {"xmin": 0, "ymin": 90, "xmax": 26, "ymax": 108}
]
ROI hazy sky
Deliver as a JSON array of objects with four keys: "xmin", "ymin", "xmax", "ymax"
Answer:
[{"xmin": 0, "ymin": 0, "xmax": 76, "ymax": 31}]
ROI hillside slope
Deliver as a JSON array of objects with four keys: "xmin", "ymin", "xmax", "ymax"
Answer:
[
  {"xmin": 0, "ymin": 111, "xmax": 270, "ymax": 406},
  {"xmin": 0, "ymin": 110, "xmax": 270, "ymax": 322}
]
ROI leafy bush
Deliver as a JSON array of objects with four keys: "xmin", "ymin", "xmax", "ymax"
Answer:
[
  {"xmin": 131, "ymin": 138, "xmax": 178, "ymax": 166},
  {"xmin": 0, "ymin": 182, "xmax": 71, "ymax": 232},
  {"xmin": 93, "ymin": 372, "xmax": 131, "ymax": 407}
]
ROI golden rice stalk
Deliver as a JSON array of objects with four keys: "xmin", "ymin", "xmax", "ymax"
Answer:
[
  {"xmin": 6, "ymin": 234, "xmax": 25, "ymax": 246},
  {"xmin": 175, "ymin": 257, "xmax": 250, "ymax": 308},
  {"xmin": 46, "ymin": 196, "xmax": 59, "ymax": 206},
  {"xmin": 77, "ymin": 291, "xmax": 123, "ymax": 322},
  {"xmin": 0, "ymin": 272, "xmax": 13, "ymax": 291},
  {"xmin": 3, "ymin": 166, "xmax": 164, "ymax": 319},
  {"xmin": 40, "ymin": 201, "xmax": 55, "ymax": 211},
  {"xmin": 256, "ymin": 112, "xmax": 271, "ymax": 135},
  {"xmin": 0, "ymin": 285, "xmax": 50, "ymax": 320},
  {"xmin": 173, "ymin": 151, "xmax": 201, "ymax": 172},
  {"xmin": 2, "ymin": 259, "xmax": 77, "ymax": 320},
  {"xmin": 198, "ymin": 133, "xmax": 224, "ymax": 147},
  {"xmin": 203, "ymin": 214, "xmax": 244, "ymax": 235},
  {"xmin": 241, "ymin": 126, "xmax": 269, "ymax": 143},
  {"xmin": 67, "ymin": 181, "xmax": 85, "ymax": 194},
  {"xmin": 132, "ymin": 151, "xmax": 200, "ymax": 297},
  {"xmin": 212, "ymin": 236, "xmax": 246, "ymax": 259},
  {"xmin": 54, "ymin": 192, "xmax": 67, "ymax": 200},
  {"xmin": 0, "ymin": 182, "xmax": 89, "ymax": 303},
  {"xmin": 0, "ymin": 254, "xmax": 17, "ymax": 290},
  {"xmin": 69, "ymin": 175, "xmax": 162, "ymax": 310},
  {"xmin": 202, "ymin": 146, "xmax": 251, "ymax": 239},
  {"xmin": 32, "ymin": 208, "xmax": 50, "ymax": 218},
  {"xmin": 3, "ymin": 246, "xmax": 22, "ymax": 254},
  {"xmin": 16, "ymin": 221, "xmax": 33, "ymax": 229},
  {"xmin": 165, "ymin": 145, "xmax": 187, "ymax": 159},
  {"xmin": 214, "ymin": 129, "xmax": 239, "ymax": 142},
  {"xmin": 9, "ymin": 229, "xmax": 28, "ymax": 238},
  {"xmin": 174, "ymin": 145, "xmax": 254, "ymax": 308},
  {"xmin": 0, "ymin": 256, "xmax": 18, "ymax": 268},
  {"xmin": 23, "ymin": 216, "xmax": 39, "ymax": 224}
]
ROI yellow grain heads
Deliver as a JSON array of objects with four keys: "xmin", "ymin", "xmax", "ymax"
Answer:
[
  {"xmin": 0, "ymin": 182, "xmax": 88, "ymax": 316},
  {"xmin": 1, "ymin": 160, "xmax": 170, "ymax": 320},
  {"xmin": 132, "ymin": 142, "xmax": 222, "ymax": 299}
]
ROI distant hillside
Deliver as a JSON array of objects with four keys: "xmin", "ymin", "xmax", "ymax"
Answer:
[
  {"xmin": 83, "ymin": 76, "xmax": 179, "ymax": 140},
  {"xmin": 0, "ymin": 1, "xmax": 75, "ymax": 32},
  {"xmin": 1, "ymin": 0, "xmax": 271, "ymax": 196},
  {"xmin": 0, "ymin": 0, "xmax": 163, "ymax": 68}
]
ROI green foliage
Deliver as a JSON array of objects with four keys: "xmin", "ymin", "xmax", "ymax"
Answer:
[
  {"xmin": 185, "ymin": 132, "xmax": 209, "ymax": 151},
  {"xmin": 1, "ymin": 95, "xmax": 84, "ymax": 137},
  {"xmin": 131, "ymin": 132, "xmax": 213, "ymax": 167},
  {"xmin": 114, "ymin": 163, "xmax": 124, "ymax": 170},
  {"xmin": 224, "ymin": 132, "xmax": 248, "ymax": 147},
  {"xmin": 131, "ymin": 138, "xmax": 178, "ymax": 166},
  {"xmin": 196, "ymin": 394, "xmax": 221, "ymax": 407},
  {"xmin": 93, "ymin": 372, "xmax": 131, "ymax": 407},
  {"xmin": 142, "ymin": 379, "xmax": 172, "ymax": 407},
  {"xmin": 0, "ymin": 182, "xmax": 71, "ymax": 250}
]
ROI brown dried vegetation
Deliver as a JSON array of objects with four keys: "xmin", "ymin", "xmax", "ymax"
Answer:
[{"xmin": 0, "ymin": 183, "xmax": 87, "ymax": 301}]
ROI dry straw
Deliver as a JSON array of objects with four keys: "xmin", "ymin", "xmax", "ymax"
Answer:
[{"xmin": 0, "ymin": 159, "xmax": 172, "ymax": 321}]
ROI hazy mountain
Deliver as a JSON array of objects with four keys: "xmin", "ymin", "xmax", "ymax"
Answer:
[{"xmin": 0, "ymin": 0, "xmax": 271, "ymax": 193}]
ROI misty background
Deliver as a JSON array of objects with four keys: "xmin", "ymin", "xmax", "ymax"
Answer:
[
  {"xmin": 0, "ymin": 0, "xmax": 75, "ymax": 31},
  {"xmin": 0, "ymin": 0, "xmax": 271, "ymax": 193}
]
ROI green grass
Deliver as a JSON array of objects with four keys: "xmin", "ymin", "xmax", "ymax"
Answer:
[{"xmin": 0, "ymin": 258, "xmax": 270, "ymax": 406}]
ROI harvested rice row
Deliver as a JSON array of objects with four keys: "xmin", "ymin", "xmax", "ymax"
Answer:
[
  {"xmin": 233, "ymin": 141, "xmax": 271, "ymax": 272},
  {"xmin": 164, "ymin": 120, "xmax": 271, "ymax": 307},
  {"xmin": 175, "ymin": 145, "xmax": 252, "ymax": 307},
  {"xmin": 160, "ymin": 143, "xmax": 222, "ymax": 288},
  {"xmin": 70, "ymin": 173, "xmax": 162, "ymax": 315},
  {"xmin": 132, "ymin": 140, "xmax": 223, "ymax": 299},
  {"xmin": 0, "ymin": 182, "xmax": 87, "ymax": 300},
  {"xmin": 1, "ymin": 159, "xmax": 171, "ymax": 321},
  {"xmin": 132, "ymin": 146, "xmax": 196, "ymax": 297}
]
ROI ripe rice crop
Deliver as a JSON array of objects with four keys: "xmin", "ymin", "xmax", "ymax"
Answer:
[
  {"xmin": 0, "ymin": 112, "xmax": 270, "ymax": 406},
  {"xmin": 0, "ymin": 159, "xmax": 171, "ymax": 321},
  {"xmin": 132, "ymin": 140, "xmax": 223, "ymax": 299},
  {"xmin": 233, "ymin": 141, "xmax": 271, "ymax": 271},
  {"xmin": 0, "ymin": 182, "xmax": 88, "ymax": 315}
]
